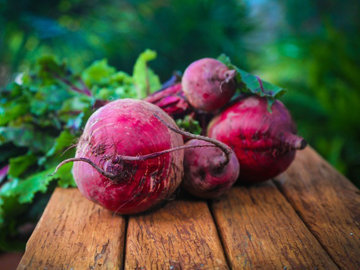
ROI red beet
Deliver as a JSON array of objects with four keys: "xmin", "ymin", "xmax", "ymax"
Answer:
[
  {"xmin": 207, "ymin": 96, "xmax": 307, "ymax": 183},
  {"xmin": 154, "ymin": 116, "xmax": 239, "ymax": 198},
  {"xmin": 68, "ymin": 99, "xmax": 184, "ymax": 214},
  {"xmin": 182, "ymin": 58, "xmax": 237, "ymax": 112},
  {"xmin": 182, "ymin": 139, "xmax": 240, "ymax": 198}
]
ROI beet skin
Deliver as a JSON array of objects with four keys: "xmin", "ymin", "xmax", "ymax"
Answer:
[
  {"xmin": 73, "ymin": 99, "xmax": 184, "ymax": 214},
  {"xmin": 207, "ymin": 96, "xmax": 306, "ymax": 183},
  {"xmin": 182, "ymin": 58, "xmax": 236, "ymax": 112},
  {"xmin": 182, "ymin": 139, "xmax": 240, "ymax": 198}
]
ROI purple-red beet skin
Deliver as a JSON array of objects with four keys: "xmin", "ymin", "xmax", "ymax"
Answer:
[
  {"xmin": 207, "ymin": 96, "xmax": 306, "ymax": 183},
  {"xmin": 182, "ymin": 58, "xmax": 236, "ymax": 112},
  {"xmin": 73, "ymin": 99, "xmax": 184, "ymax": 214},
  {"xmin": 182, "ymin": 139, "xmax": 240, "ymax": 198}
]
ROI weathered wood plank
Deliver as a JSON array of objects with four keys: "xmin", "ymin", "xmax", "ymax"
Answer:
[
  {"xmin": 275, "ymin": 147, "xmax": 360, "ymax": 269},
  {"xmin": 17, "ymin": 188, "xmax": 126, "ymax": 270},
  {"xmin": 211, "ymin": 183, "xmax": 338, "ymax": 269},
  {"xmin": 125, "ymin": 199, "xmax": 228, "ymax": 269}
]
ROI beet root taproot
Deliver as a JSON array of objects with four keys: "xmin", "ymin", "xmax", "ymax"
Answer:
[
  {"xmin": 72, "ymin": 99, "xmax": 184, "ymax": 214},
  {"xmin": 182, "ymin": 58, "xmax": 237, "ymax": 112},
  {"xmin": 182, "ymin": 139, "xmax": 240, "ymax": 198},
  {"xmin": 207, "ymin": 95, "xmax": 307, "ymax": 183}
]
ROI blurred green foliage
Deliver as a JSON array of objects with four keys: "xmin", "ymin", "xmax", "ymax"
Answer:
[
  {"xmin": 255, "ymin": 0, "xmax": 360, "ymax": 185},
  {"xmin": 0, "ymin": 0, "xmax": 252, "ymax": 81}
]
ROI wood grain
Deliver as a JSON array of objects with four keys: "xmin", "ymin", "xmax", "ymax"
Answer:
[
  {"xmin": 17, "ymin": 188, "xmax": 126, "ymax": 270},
  {"xmin": 125, "ymin": 199, "xmax": 228, "ymax": 269},
  {"xmin": 211, "ymin": 182, "xmax": 338, "ymax": 270},
  {"xmin": 275, "ymin": 147, "xmax": 360, "ymax": 269}
]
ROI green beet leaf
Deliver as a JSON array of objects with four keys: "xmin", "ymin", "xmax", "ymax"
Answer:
[
  {"xmin": 2, "ymin": 169, "xmax": 55, "ymax": 204},
  {"xmin": 0, "ymin": 126, "xmax": 54, "ymax": 153},
  {"xmin": 0, "ymin": 97, "xmax": 30, "ymax": 126},
  {"xmin": 176, "ymin": 116, "xmax": 202, "ymax": 135},
  {"xmin": 8, "ymin": 153, "xmax": 37, "ymax": 178},
  {"xmin": 46, "ymin": 130, "xmax": 77, "ymax": 158},
  {"xmin": 37, "ymin": 55, "xmax": 68, "ymax": 84},
  {"xmin": 0, "ymin": 164, "xmax": 75, "ymax": 225},
  {"xmin": 133, "ymin": 49, "xmax": 161, "ymax": 98},
  {"xmin": 218, "ymin": 54, "xmax": 286, "ymax": 110},
  {"xmin": 82, "ymin": 59, "xmax": 116, "ymax": 87},
  {"xmin": 56, "ymin": 163, "xmax": 76, "ymax": 188}
]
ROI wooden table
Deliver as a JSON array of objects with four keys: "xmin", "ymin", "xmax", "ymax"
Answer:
[{"xmin": 17, "ymin": 147, "xmax": 360, "ymax": 269}]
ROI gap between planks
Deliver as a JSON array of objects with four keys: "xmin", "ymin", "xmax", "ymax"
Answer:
[
  {"xmin": 271, "ymin": 179, "xmax": 342, "ymax": 269},
  {"xmin": 124, "ymin": 198, "xmax": 229, "ymax": 269},
  {"xmin": 17, "ymin": 188, "xmax": 126, "ymax": 270},
  {"xmin": 209, "ymin": 182, "xmax": 338, "ymax": 269},
  {"xmin": 207, "ymin": 199, "xmax": 232, "ymax": 269},
  {"xmin": 273, "ymin": 146, "xmax": 360, "ymax": 269},
  {"xmin": 121, "ymin": 217, "xmax": 129, "ymax": 270}
]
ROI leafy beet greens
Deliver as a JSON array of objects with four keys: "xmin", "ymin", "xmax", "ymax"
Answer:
[{"xmin": 218, "ymin": 54, "xmax": 286, "ymax": 110}]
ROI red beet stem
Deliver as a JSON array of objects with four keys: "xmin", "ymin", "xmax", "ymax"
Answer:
[
  {"xmin": 52, "ymin": 157, "xmax": 118, "ymax": 179},
  {"xmin": 53, "ymin": 144, "xmax": 217, "ymax": 180},
  {"xmin": 154, "ymin": 114, "xmax": 232, "ymax": 167}
]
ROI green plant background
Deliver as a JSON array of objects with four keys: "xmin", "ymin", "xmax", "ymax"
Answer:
[{"xmin": 0, "ymin": 0, "xmax": 359, "ymax": 251}]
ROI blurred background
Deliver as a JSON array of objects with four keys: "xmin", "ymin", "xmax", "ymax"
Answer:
[{"xmin": 0, "ymin": 0, "xmax": 359, "ymax": 184}]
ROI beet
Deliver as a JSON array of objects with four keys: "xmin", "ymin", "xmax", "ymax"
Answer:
[
  {"xmin": 182, "ymin": 58, "xmax": 237, "ymax": 112},
  {"xmin": 154, "ymin": 116, "xmax": 239, "ymax": 198},
  {"xmin": 63, "ymin": 99, "xmax": 184, "ymax": 214},
  {"xmin": 207, "ymin": 95, "xmax": 307, "ymax": 183},
  {"xmin": 182, "ymin": 139, "xmax": 240, "ymax": 198}
]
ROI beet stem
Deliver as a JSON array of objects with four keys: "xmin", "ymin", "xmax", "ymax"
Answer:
[
  {"xmin": 113, "ymin": 144, "xmax": 217, "ymax": 162},
  {"xmin": 60, "ymin": 144, "xmax": 77, "ymax": 157},
  {"xmin": 53, "ymin": 145, "xmax": 218, "ymax": 181},
  {"xmin": 52, "ymin": 157, "xmax": 118, "ymax": 179},
  {"xmin": 154, "ymin": 114, "xmax": 232, "ymax": 167},
  {"xmin": 255, "ymin": 75, "xmax": 265, "ymax": 93}
]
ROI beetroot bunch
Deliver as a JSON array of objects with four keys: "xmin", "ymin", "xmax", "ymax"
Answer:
[
  {"xmin": 58, "ymin": 57, "xmax": 306, "ymax": 215},
  {"xmin": 147, "ymin": 57, "xmax": 306, "ymax": 194}
]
